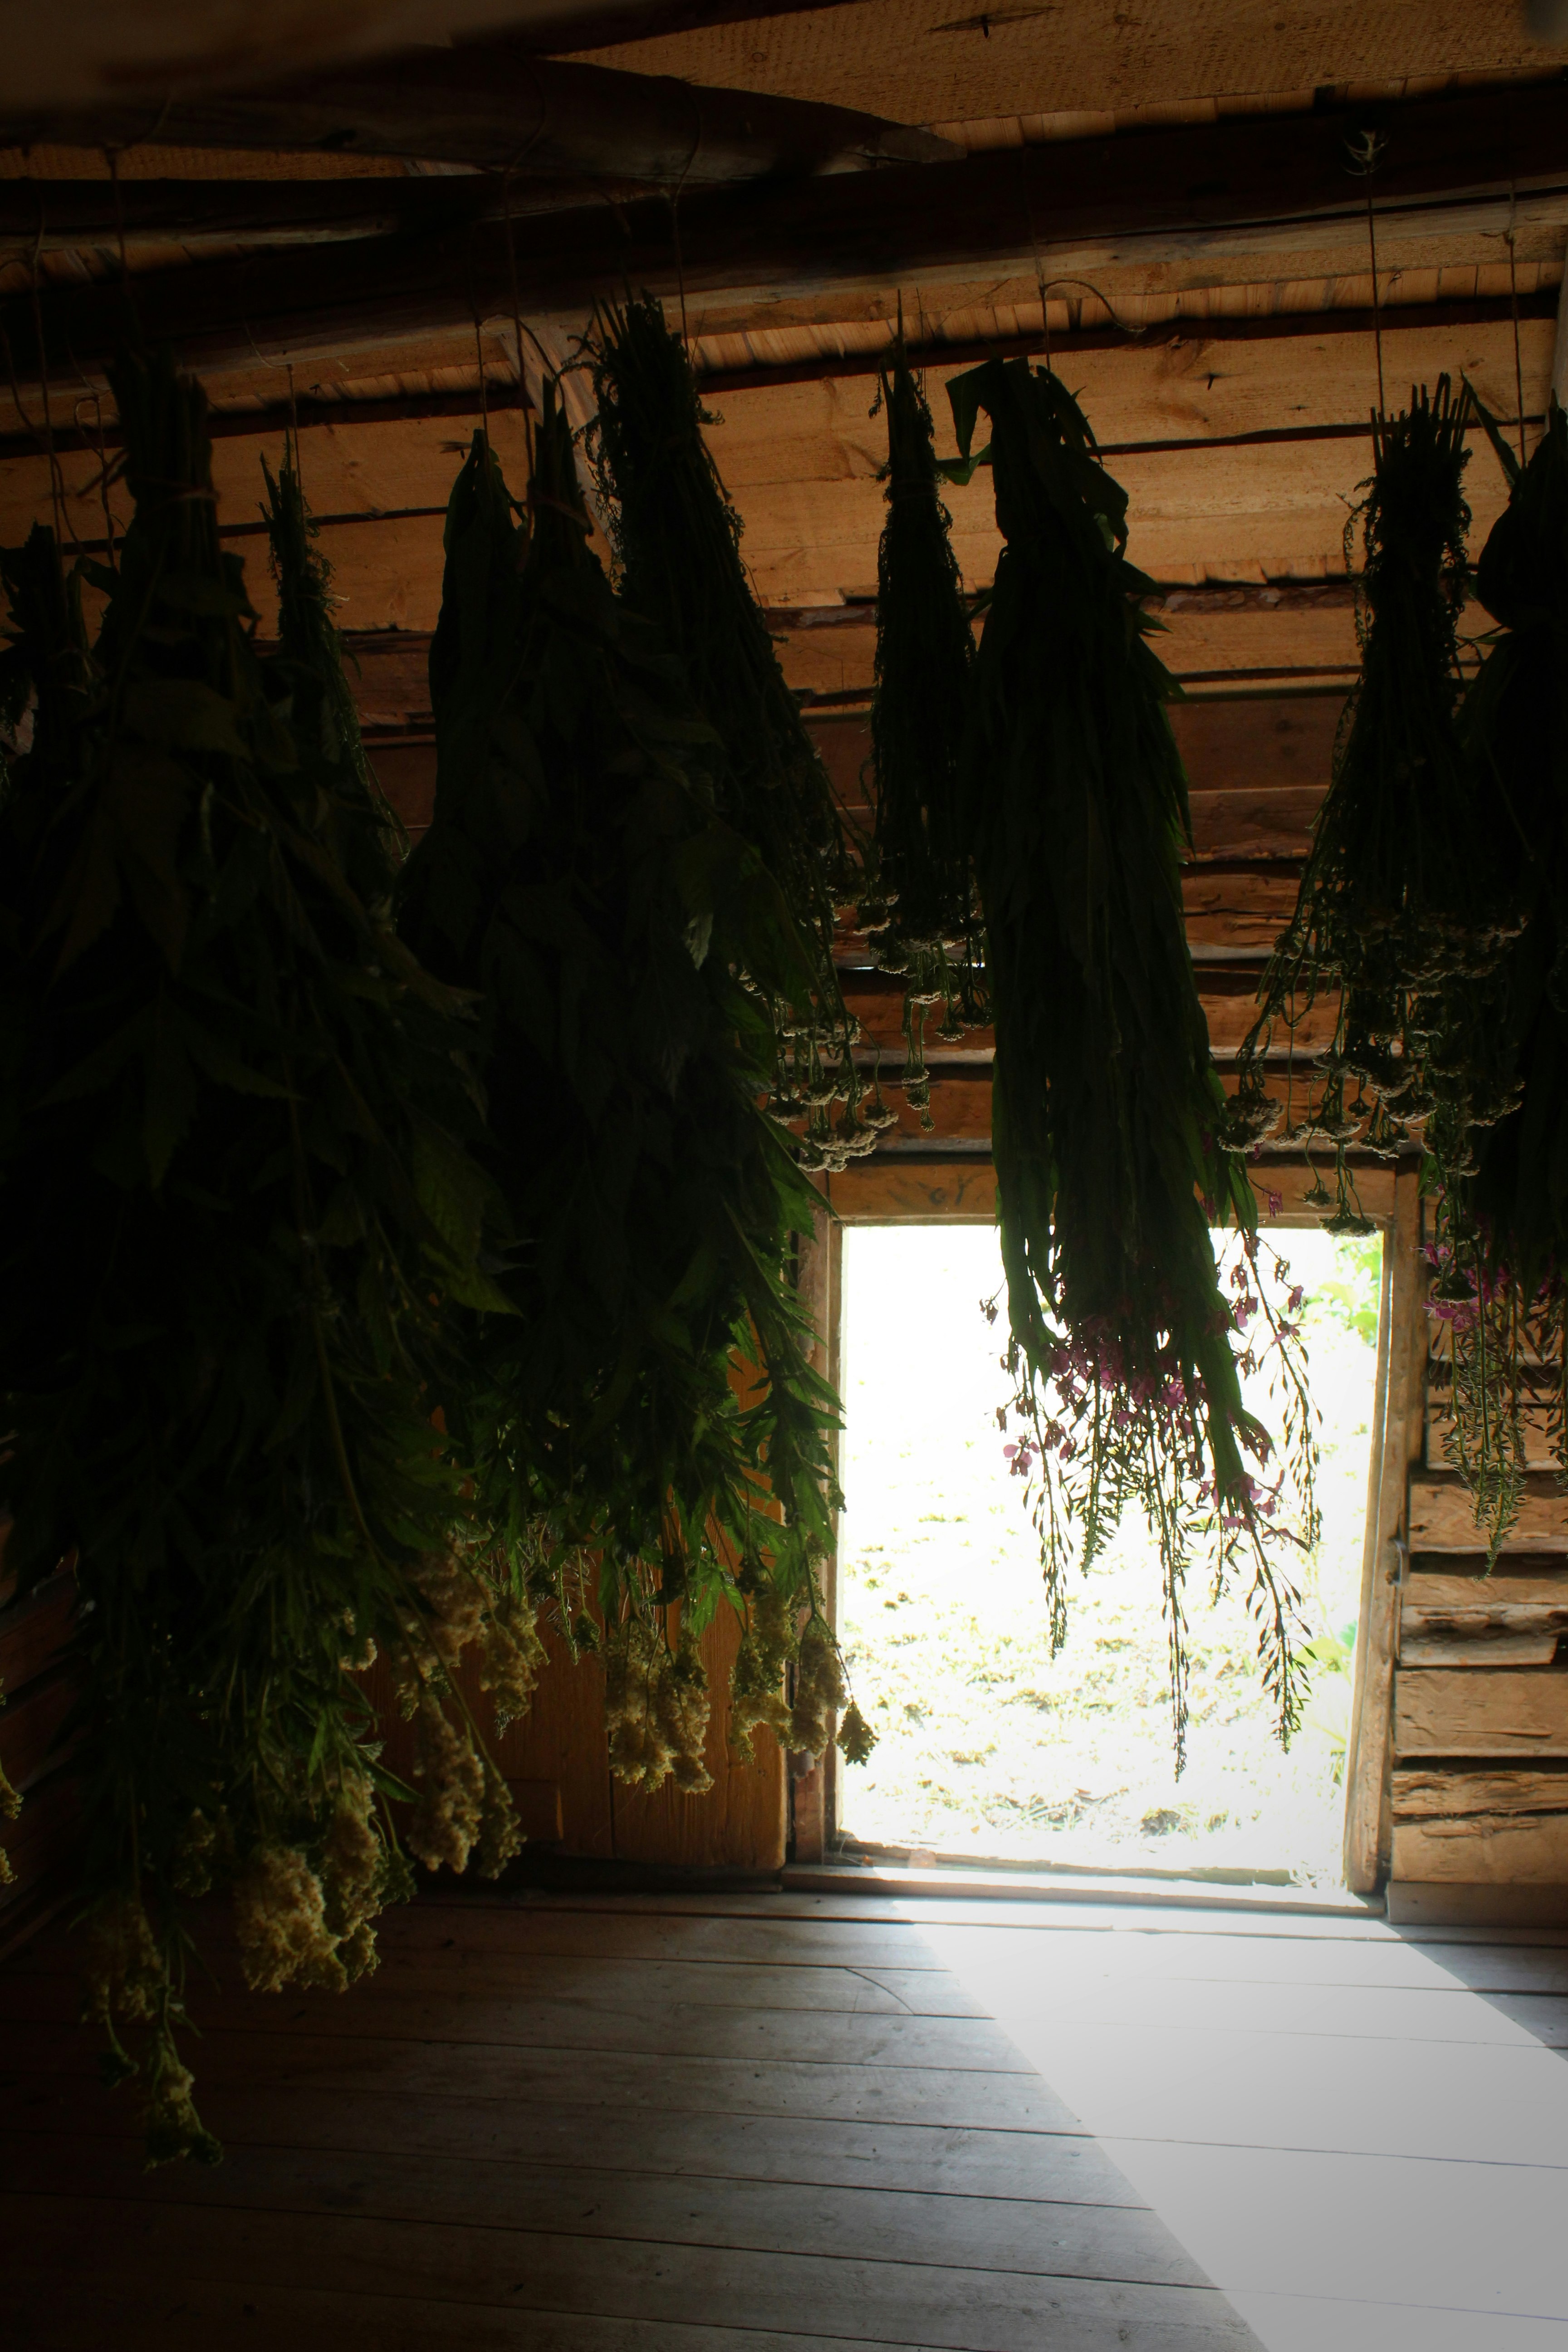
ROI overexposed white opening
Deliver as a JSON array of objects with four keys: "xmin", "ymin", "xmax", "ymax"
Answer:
[{"xmin": 836, "ymin": 1222, "xmax": 1381, "ymax": 1885}]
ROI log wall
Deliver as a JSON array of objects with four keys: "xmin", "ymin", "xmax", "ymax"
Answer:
[
  {"xmin": 1385, "ymin": 1298, "xmax": 1568, "ymax": 1920},
  {"xmin": 6, "ymin": 657, "xmax": 1562, "ymax": 1907}
]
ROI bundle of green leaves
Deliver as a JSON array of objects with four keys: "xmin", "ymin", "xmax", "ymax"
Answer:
[
  {"xmin": 1429, "ymin": 397, "xmax": 1568, "ymax": 1550},
  {"xmin": 588, "ymin": 297, "xmax": 869, "ymax": 1171},
  {"xmin": 1228, "ymin": 380, "xmax": 1513, "ymax": 1225},
  {"xmin": 863, "ymin": 335, "xmax": 981, "ymax": 1136},
  {"xmin": 396, "ymin": 386, "xmax": 866, "ymax": 1788},
  {"xmin": 949, "ymin": 356, "xmax": 1316, "ymax": 1761},
  {"xmin": 0, "ymin": 358, "xmax": 525, "ymax": 2164}
]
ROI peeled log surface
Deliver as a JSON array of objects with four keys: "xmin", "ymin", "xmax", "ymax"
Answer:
[
  {"xmin": 1408, "ymin": 1474, "xmax": 1568, "ymax": 1555},
  {"xmin": 840, "ymin": 976, "xmax": 1336, "ymax": 1064},
  {"xmin": 1399, "ymin": 1631, "xmax": 1565, "ymax": 1669},
  {"xmin": 1394, "ymin": 1667, "xmax": 1568, "ymax": 1758},
  {"xmin": 1390, "ymin": 1761, "xmax": 1568, "ymax": 1889},
  {"xmin": 790, "ymin": 1059, "xmax": 1361, "ymax": 1151},
  {"xmin": 1392, "ymin": 1817, "xmax": 1568, "ymax": 1883},
  {"xmin": 1393, "ymin": 1765, "xmax": 1568, "ymax": 1820},
  {"xmin": 1404, "ymin": 1570, "xmax": 1568, "ymax": 1611},
  {"xmin": 4, "ymin": 81, "xmax": 1565, "ymax": 388},
  {"xmin": 1398, "ymin": 1567, "xmax": 1568, "ymax": 1660},
  {"xmin": 0, "ymin": 49, "xmax": 957, "ymax": 183},
  {"xmin": 824, "ymin": 1157, "xmax": 1397, "ymax": 1228},
  {"xmin": 1390, "ymin": 1767, "xmax": 1568, "ymax": 1884},
  {"xmin": 730, "ymin": 437, "xmax": 1514, "ymax": 613}
]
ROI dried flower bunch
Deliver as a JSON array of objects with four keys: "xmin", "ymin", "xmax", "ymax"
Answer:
[
  {"xmin": 587, "ymin": 298, "xmax": 873, "ymax": 1171},
  {"xmin": 1426, "ymin": 397, "xmax": 1568, "ymax": 1552},
  {"xmin": 861, "ymin": 332, "xmax": 982, "ymax": 1136},
  {"xmin": 396, "ymin": 386, "xmax": 856, "ymax": 1778},
  {"xmin": 1227, "ymin": 380, "xmax": 1515, "ymax": 1224},
  {"xmin": 0, "ymin": 357, "xmax": 525, "ymax": 2161},
  {"xmin": 947, "ymin": 356, "xmax": 1318, "ymax": 1762}
]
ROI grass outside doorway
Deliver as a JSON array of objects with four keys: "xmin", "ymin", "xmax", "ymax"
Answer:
[{"xmin": 836, "ymin": 1223, "xmax": 1381, "ymax": 1887}]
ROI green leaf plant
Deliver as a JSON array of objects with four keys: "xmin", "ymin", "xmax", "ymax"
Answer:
[
  {"xmin": 586, "ymin": 296, "xmax": 876, "ymax": 1171},
  {"xmin": 861, "ymin": 327, "xmax": 982, "ymax": 1137},
  {"xmin": 396, "ymin": 383, "xmax": 865, "ymax": 1795},
  {"xmin": 0, "ymin": 354, "xmax": 531, "ymax": 2165},
  {"xmin": 948, "ymin": 356, "xmax": 1319, "ymax": 1765},
  {"xmin": 1425, "ymin": 395, "xmax": 1568, "ymax": 1554},
  {"xmin": 1226, "ymin": 378, "xmax": 1516, "ymax": 1235}
]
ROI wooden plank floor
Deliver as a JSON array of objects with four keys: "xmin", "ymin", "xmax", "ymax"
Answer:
[{"xmin": 2, "ymin": 1889, "xmax": 1566, "ymax": 2350}]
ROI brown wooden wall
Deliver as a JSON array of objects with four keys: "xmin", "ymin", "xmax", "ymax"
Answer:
[
  {"xmin": 1385, "ymin": 1288, "xmax": 1568, "ymax": 1920},
  {"xmin": 5, "ymin": 648, "xmax": 1563, "ymax": 1910},
  {"xmin": 359, "ymin": 1605, "xmax": 786, "ymax": 1876}
]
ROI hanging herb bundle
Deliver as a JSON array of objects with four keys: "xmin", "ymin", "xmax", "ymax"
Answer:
[
  {"xmin": 1227, "ymin": 379, "xmax": 1515, "ymax": 1224},
  {"xmin": 0, "ymin": 519, "xmax": 91, "ymax": 1885},
  {"xmin": 948, "ymin": 356, "xmax": 1317, "ymax": 1761},
  {"xmin": 865, "ymin": 332, "xmax": 981, "ymax": 1134},
  {"xmin": 0, "ymin": 356, "xmax": 529, "ymax": 2165},
  {"xmin": 588, "ymin": 297, "xmax": 874, "ymax": 1171},
  {"xmin": 1427, "ymin": 397, "xmax": 1568, "ymax": 1551},
  {"xmin": 397, "ymin": 385, "xmax": 868, "ymax": 1789}
]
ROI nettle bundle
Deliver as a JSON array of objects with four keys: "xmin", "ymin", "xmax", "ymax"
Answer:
[
  {"xmin": 1228, "ymin": 380, "xmax": 1514, "ymax": 1223},
  {"xmin": 397, "ymin": 387, "xmax": 866, "ymax": 1790},
  {"xmin": 0, "ymin": 357, "xmax": 528, "ymax": 2163},
  {"xmin": 588, "ymin": 298, "xmax": 874, "ymax": 1171},
  {"xmin": 950, "ymin": 357, "xmax": 1317, "ymax": 1759},
  {"xmin": 1430, "ymin": 399, "xmax": 1568, "ymax": 1550},
  {"xmin": 862, "ymin": 336, "xmax": 981, "ymax": 1133}
]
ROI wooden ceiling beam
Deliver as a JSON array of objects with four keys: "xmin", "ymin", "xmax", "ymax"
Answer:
[
  {"xmin": 0, "ymin": 176, "xmax": 646, "ymax": 255},
  {"xmin": 0, "ymin": 386, "xmax": 527, "ymax": 464},
  {"xmin": 3, "ymin": 80, "xmax": 1563, "ymax": 392},
  {"xmin": 0, "ymin": 290, "xmax": 1543, "ymax": 457},
  {"xmin": 0, "ymin": 48, "xmax": 956, "ymax": 184},
  {"xmin": 695, "ymin": 290, "xmax": 1560, "ymax": 394}
]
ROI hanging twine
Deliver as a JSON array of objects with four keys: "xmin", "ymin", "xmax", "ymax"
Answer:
[
  {"xmin": 1506, "ymin": 181, "xmax": 1527, "ymax": 466},
  {"xmin": 1346, "ymin": 128, "xmax": 1388, "ymax": 417}
]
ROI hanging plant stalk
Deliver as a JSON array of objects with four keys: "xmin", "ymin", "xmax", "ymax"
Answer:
[
  {"xmin": 948, "ymin": 356, "xmax": 1318, "ymax": 1763},
  {"xmin": 864, "ymin": 330, "xmax": 980, "ymax": 1136},
  {"xmin": 587, "ymin": 297, "xmax": 871, "ymax": 1170},
  {"xmin": 0, "ymin": 519, "xmax": 92, "ymax": 1885},
  {"xmin": 1227, "ymin": 379, "xmax": 1514, "ymax": 1227},
  {"xmin": 0, "ymin": 361, "xmax": 526, "ymax": 2166},
  {"xmin": 397, "ymin": 386, "xmax": 870, "ymax": 1789},
  {"xmin": 1430, "ymin": 396, "xmax": 1568, "ymax": 1553}
]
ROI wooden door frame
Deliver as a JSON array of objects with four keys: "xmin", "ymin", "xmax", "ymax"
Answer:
[{"xmin": 789, "ymin": 1155, "xmax": 1424, "ymax": 1891}]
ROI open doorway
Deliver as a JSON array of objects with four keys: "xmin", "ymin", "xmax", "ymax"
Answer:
[{"xmin": 834, "ymin": 1222, "xmax": 1382, "ymax": 1887}]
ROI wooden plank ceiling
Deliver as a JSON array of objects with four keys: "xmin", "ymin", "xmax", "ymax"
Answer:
[{"xmin": 0, "ymin": 0, "xmax": 1563, "ymax": 1161}]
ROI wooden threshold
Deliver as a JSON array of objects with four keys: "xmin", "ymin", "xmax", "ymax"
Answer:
[{"xmin": 783, "ymin": 1861, "xmax": 1382, "ymax": 1919}]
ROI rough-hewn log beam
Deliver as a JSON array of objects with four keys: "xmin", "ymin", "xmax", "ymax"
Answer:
[
  {"xmin": 0, "ymin": 48, "xmax": 956, "ymax": 183},
  {"xmin": 0, "ymin": 291, "xmax": 1544, "ymax": 456},
  {"xmin": 0, "ymin": 176, "xmax": 642, "ymax": 255},
  {"xmin": 0, "ymin": 387, "xmax": 527, "ymax": 465},
  {"xmin": 5, "ymin": 81, "xmax": 1563, "ymax": 392},
  {"xmin": 696, "ymin": 292, "xmax": 1560, "ymax": 396}
]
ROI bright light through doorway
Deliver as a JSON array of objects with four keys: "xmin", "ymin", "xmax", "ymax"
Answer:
[{"xmin": 836, "ymin": 1223, "xmax": 1381, "ymax": 1887}]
